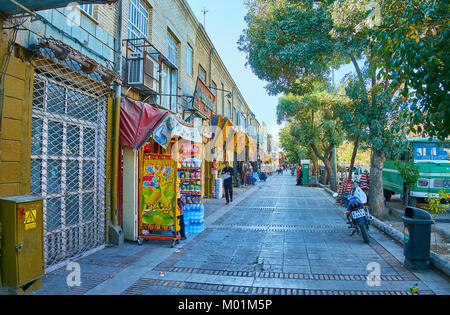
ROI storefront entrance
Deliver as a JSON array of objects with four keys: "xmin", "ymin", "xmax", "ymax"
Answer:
[{"xmin": 30, "ymin": 58, "xmax": 109, "ymax": 271}]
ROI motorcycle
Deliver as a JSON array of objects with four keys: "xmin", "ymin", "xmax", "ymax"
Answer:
[{"xmin": 333, "ymin": 185, "xmax": 373, "ymax": 244}]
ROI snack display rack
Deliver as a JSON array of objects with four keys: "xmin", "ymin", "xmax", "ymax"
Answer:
[{"xmin": 138, "ymin": 149, "xmax": 180, "ymax": 247}]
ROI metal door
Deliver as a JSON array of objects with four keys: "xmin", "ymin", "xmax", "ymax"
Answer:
[{"xmin": 30, "ymin": 70, "xmax": 108, "ymax": 271}]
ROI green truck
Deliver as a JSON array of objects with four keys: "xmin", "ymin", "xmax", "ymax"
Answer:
[{"xmin": 383, "ymin": 138, "xmax": 450, "ymax": 206}]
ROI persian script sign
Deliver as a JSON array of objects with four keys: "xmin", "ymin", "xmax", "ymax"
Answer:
[{"xmin": 193, "ymin": 77, "xmax": 215, "ymax": 120}]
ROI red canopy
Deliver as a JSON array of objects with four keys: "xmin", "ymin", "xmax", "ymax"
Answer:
[{"xmin": 119, "ymin": 97, "xmax": 169, "ymax": 150}]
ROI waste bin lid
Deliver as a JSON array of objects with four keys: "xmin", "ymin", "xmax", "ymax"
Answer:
[{"xmin": 402, "ymin": 206, "xmax": 434, "ymax": 224}]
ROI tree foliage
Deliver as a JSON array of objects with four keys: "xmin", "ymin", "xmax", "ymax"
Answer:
[
  {"xmin": 239, "ymin": 0, "xmax": 415, "ymax": 217},
  {"xmin": 279, "ymin": 125, "xmax": 309, "ymax": 164},
  {"xmin": 238, "ymin": 0, "xmax": 337, "ymax": 95},
  {"xmin": 371, "ymin": 0, "xmax": 450, "ymax": 140},
  {"xmin": 277, "ymin": 89, "xmax": 347, "ymax": 190}
]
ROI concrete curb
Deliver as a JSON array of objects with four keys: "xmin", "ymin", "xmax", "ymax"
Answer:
[{"xmin": 320, "ymin": 185, "xmax": 450, "ymax": 278}]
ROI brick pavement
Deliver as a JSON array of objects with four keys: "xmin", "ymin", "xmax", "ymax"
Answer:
[{"xmin": 30, "ymin": 173, "xmax": 450, "ymax": 295}]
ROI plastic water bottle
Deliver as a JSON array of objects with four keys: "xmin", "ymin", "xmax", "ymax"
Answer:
[
  {"xmin": 190, "ymin": 219, "xmax": 195, "ymax": 234},
  {"xmin": 199, "ymin": 204, "xmax": 204, "ymax": 219},
  {"xmin": 194, "ymin": 204, "xmax": 199, "ymax": 220},
  {"xmin": 194, "ymin": 219, "xmax": 199, "ymax": 234}
]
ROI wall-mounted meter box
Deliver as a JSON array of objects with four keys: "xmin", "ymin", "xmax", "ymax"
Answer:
[{"xmin": 0, "ymin": 195, "xmax": 44, "ymax": 294}]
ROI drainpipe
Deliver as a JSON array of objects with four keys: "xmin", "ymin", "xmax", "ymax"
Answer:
[
  {"xmin": 110, "ymin": 0, "xmax": 124, "ymax": 245},
  {"xmin": 209, "ymin": 48, "xmax": 215, "ymax": 87}
]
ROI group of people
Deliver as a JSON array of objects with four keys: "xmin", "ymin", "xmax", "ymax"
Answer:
[
  {"xmin": 277, "ymin": 164, "xmax": 303, "ymax": 187},
  {"xmin": 242, "ymin": 163, "xmax": 256, "ymax": 186}
]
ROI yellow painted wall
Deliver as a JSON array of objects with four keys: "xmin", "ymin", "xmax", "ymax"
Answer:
[{"xmin": 0, "ymin": 27, "xmax": 34, "ymax": 198}]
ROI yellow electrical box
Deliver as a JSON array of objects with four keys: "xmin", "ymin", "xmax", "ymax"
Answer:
[{"xmin": 0, "ymin": 195, "xmax": 44, "ymax": 295}]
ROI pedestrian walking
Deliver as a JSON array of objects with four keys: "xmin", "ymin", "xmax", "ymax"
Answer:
[
  {"xmin": 177, "ymin": 197, "xmax": 187, "ymax": 240},
  {"xmin": 221, "ymin": 161, "xmax": 234, "ymax": 204},
  {"xmin": 296, "ymin": 164, "xmax": 303, "ymax": 186}
]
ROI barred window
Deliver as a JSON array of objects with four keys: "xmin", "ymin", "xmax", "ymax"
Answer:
[
  {"xmin": 198, "ymin": 65, "xmax": 206, "ymax": 83},
  {"xmin": 186, "ymin": 45, "xmax": 193, "ymax": 77},
  {"xmin": 80, "ymin": 4, "xmax": 94, "ymax": 17},
  {"xmin": 167, "ymin": 32, "xmax": 178, "ymax": 66},
  {"xmin": 128, "ymin": 0, "xmax": 149, "ymax": 40},
  {"xmin": 161, "ymin": 63, "xmax": 178, "ymax": 113}
]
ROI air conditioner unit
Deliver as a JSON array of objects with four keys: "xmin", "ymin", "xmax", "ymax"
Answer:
[{"xmin": 127, "ymin": 52, "xmax": 159, "ymax": 93}]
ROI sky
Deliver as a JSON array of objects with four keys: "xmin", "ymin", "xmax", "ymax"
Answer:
[{"xmin": 185, "ymin": 0, "xmax": 355, "ymax": 142}]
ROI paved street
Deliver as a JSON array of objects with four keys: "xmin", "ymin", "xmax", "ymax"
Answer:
[{"xmin": 33, "ymin": 174, "xmax": 450, "ymax": 295}]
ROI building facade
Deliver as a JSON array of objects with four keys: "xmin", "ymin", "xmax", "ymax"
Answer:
[
  {"xmin": 0, "ymin": 0, "xmax": 270, "ymax": 273},
  {"xmin": 0, "ymin": 1, "xmax": 120, "ymax": 272}
]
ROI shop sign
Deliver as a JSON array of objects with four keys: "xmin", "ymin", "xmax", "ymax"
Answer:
[
  {"xmin": 153, "ymin": 115, "xmax": 202, "ymax": 149},
  {"xmin": 193, "ymin": 77, "xmax": 215, "ymax": 120}
]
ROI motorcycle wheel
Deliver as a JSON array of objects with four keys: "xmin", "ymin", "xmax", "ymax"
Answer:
[{"xmin": 358, "ymin": 221, "xmax": 370, "ymax": 244}]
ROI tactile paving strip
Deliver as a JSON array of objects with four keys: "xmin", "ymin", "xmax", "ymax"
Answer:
[
  {"xmin": 156, "ymin": 266, "xmax": 406, "ymax": 282},
  {"xmin": 211, "ymin": 225, "xmax": 348, "ymax": 233},
  {"xmin": 68, "ymin": 272, "xmax": 112, "ymax": 295},
  {"xmin": 121, "ymin": 278, "xmax": 435, "ymax": 295}
]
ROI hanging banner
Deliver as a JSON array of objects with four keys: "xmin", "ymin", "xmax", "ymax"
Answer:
[
  {"xmin": 140, "ymin": 155, "xmax": 178, "ymax": 232},
  {"xmin": 193, "ymin": 77, "xmax": 215, "ymax": 120},
  {"xmin": 152, "ymin": 114, "xmax": 202, "ymax": 149}
]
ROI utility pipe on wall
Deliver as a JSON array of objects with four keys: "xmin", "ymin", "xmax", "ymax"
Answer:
[
  {"xmin": 209, "ymin": 48, "xmax": 215, "ymax": 87},
  {"xmin": 111, "ymin": 0, "xmax": 123, "ymax": 227}
]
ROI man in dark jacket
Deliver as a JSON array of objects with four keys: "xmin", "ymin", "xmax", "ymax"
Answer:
[{"xmin": 222, "ymin": 161, "xmax": 234, "ymax": 204}]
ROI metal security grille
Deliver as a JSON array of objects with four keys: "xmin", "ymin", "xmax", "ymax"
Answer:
[{"xmin": 30, "ymin": 50, "xmax": 110, "ymax": 271}]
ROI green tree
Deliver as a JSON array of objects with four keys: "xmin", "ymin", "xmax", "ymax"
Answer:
[
  {"xmin": 371, "ymin": 0, "xmax": 450, "ymax": 141},
  {"xmin": 238, "ymin": 0, "xmax": 338, "ymax": 96},
  {"xmin": 333, "ymin": 83, "xmax": 363, "ymax": 180},
  {"xmin": 279, "ymin": 125, "xmax": 303, "ymax": 164},
  {"xmin": 239, "ymin": 0, "xmax": 409, "ymax": 218},
  {"xmin": 395, "ymin": 161, "xmax": 420, "ymax": 206},
  {"xmin": 277, "ymin": 89, "xmax": 346, "ymax": 191}
]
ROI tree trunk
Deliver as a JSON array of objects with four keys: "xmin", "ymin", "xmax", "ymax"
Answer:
[
  {"xmin": 323, "ymin": 166, "xmax": 328, "ymax": 185},
  {"xmin": 348, "ymin": 136, "xmax": 360, "ymax": 181},
  {"xmin": 325, "ymin": 159, "xmax": 337, "ymax": 192},
  {"xmin": 369, "ymin": 149, "xmax": 388, "ymax": 219},
  {"xmin": 310, "ymin": 143, "xmax": 337, "ymax": 191}
]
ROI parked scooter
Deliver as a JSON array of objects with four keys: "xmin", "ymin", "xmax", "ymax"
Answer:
[{"xmin": 333, "ymin": 185, "xmax": 373, "ymax": 244}]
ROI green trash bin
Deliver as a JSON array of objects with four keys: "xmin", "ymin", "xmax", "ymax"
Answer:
[{"xmin": 402, "ymin": 206, "xmax": 434, "ymax": 270}]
